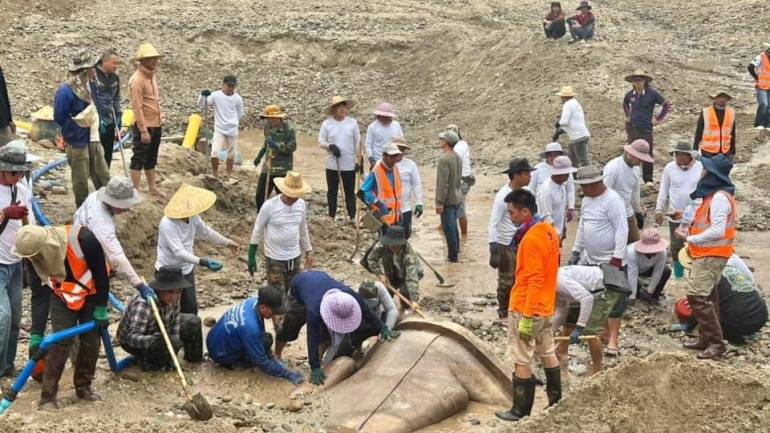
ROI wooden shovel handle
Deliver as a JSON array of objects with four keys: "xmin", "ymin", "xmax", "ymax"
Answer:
[{"xmin": 147, "ymin": 291, "xmax": 192, "ymax": 399}]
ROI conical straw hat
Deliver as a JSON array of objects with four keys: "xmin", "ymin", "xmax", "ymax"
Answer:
[{"xmin": 164, "ymin": 184, "xmax": 217, "ymax": 219}]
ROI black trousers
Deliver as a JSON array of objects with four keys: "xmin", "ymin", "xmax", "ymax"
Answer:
[
  {"xmin": 180, "ymin": 271, "xmax": 198, "ymax": 315},
  {"xmin": 544, "ymin": 21, "xmax": 566, "ymax": 39},
  {"xmin": 26, "ymin": 260, "xmax": 50, "ymax": 337},
  {"xmin": 99, "ymin": 123, "xmax": 116, "ymax": 168},
  {"xmin": 255, "ymin": 172, "xmax": 281, "ymax": 211},
  {"xmin": 325, "ymin": 169, "xmax": 356, "ymax": 219},
  {"xmin": 122, "ymin": 313, "xmax": 203, "ymax": 367},
  {"xmin": 626, "ymin": 125, "xmax": 655, "ymax": 182}
]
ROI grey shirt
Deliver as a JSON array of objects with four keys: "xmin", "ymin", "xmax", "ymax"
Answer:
[{"xmin": 436, "ymin": 150, "xmax": 462, "ymax": 207}]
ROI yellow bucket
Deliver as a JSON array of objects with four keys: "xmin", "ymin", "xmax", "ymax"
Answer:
[
  {"xmin": 182, "ymin": 114, "xmax": 202, "ymax": 149},
  {"xmin": 121, "ymin": 109, "xmax": 135, "ymax": 128}
]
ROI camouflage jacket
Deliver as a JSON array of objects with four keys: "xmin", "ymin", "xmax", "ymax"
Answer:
[
  {"xmin": 256, "ymin": 122, "xmax": 296, "ymax": 176},
  {"xmin": 368, "ymin": 242, "xmax": 421, "ymax": 301}
]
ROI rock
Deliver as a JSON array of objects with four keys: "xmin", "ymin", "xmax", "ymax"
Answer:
[
  {"xmin": 469, "ymin": 319, "xmax": 483, "ymax": 330},
  {"xmin": 51, "ymin": 185, "xmax": 67, "ymax": 194},
  {"xmin": 287, "ymin": 399, "xmax": 304, "ymax": 412},
  {"xmin": 266, "ymin": 402, "xmax": 276, "ymax": 409},
  {"xmin": 439, "ymin": 304, "xmax": 451, "ymax": 312},
  {"xmin": 203, "ymin": 316, "xmax": 216, "ymax": 327},
  {"xmin": 221, "ymin": 396, "xmax": 233, "ymax": 403},
  {"xmin": 469, "ymin": 418, "xmax": 481, "ymax": 426},
  {"xmin": 281, "ymin": 424, "xmax": 293, "ymax": 432}
]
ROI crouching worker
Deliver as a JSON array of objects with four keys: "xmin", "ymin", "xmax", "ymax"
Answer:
[
  {"xmin": 358, "ymin": 280, "xmax": 399, "ymax": 331},
  {"xmin": 365, "ymin": 225, "xmax": 422, "ymax": 309},
  {"xmin": 275, "ymin": 270, "xmax": 399, "ymax": 386},
  {"xmin": 14, "ymin": 224, "xmax": 109, "ymax": 408},
  {"xmin": 206, "ymin": 286, "xmax": 303, "ymax": 384},
  {"xmin": 117, "ymin": 266, "xmax": 203, "ymax": 371}
]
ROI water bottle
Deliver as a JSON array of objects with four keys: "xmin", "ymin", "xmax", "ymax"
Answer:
[{"xmin": 675, "ymin": 198, "xmax": 701, "ymax": 237}]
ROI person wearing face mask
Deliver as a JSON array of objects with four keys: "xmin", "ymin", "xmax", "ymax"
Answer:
[
  {"xmin": 654, "ymin": 142, "xmax": 703, "ymax": 278},
  {"xmin": 693, "ymin": 92, "xmax": 736, "ymax": 160}
]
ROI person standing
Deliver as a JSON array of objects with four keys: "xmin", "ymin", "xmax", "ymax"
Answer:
[
  {"xmin": 54, "ymin": 55, "xmax": 111, "ymax": 208},
  {"xmin": 248, "ymin": 171, "xmax": 313, "ymax": 294},
  {"xmin": 360, "ymin": 143, "xmax": 403, "ymax": 227},
  {"xmin": 627, "ymin": 229, "xmax": 671, "ymax": 302},
  {"xmin": 91, "ymin": 50, "xmax": 122, "ymax": 168},
  {"xmin": 623, "ymin": 69, "xmax": 671, "ymax": 185},
  {"xmin": 676, "ymin": 154, "xmax": 737, "ymax": 360},
  {"xmin": 156, "ymin": 184, "xmax": 239, "ymax": 315},
  {"xmin": 394, "ymin": 137, "xmax": 423, "ymax": 238},
  {"xmin": 495, "ymin": 189, "xmax": 561, "ymax": 422},
  {"xmin": 488, "ymin": 158, "xmax": 535, "ymax": 322},
  {"xmin": 603, "ymin": 139, "xmax": 652, "ymax": 244},
  {"xmin": 0, "ymin": 65, "xmax": 15, "ymax": 145},
  {"xmin": 318, "ymin": 96, "xmax": 360, "ymax": 221},
  {"xmin": 254, "ymin": 105, "xmax": 296, "ymax": 211},
  {"xmin": 446, "ymin": 125, "xmax": 474, "ymax": 241},
  {"xmin": 435, "ymin": 130, "xmax": 462, "ymax": 263},
  {"xmin": 555, "ymin": 86, "xmax": 591, "ymax": 167},
  {"xmin": 365, "ymin": 102, "xmax": 403, "ymax": 170},
  {"xmin": 543, "ymin": 2, "xmax": 566, "ymax": 40},
  {"xmin": 748, "ymin": 44, "xmax": 770, "ymax": 134},
  {"xmin": 693, "ymin": 91, "xmax": 736, "ymax": 159},
  {"xmin": 654, "ymin": 141, "xmax": 702, "ymax": 278},
  {"xmin": 198, "ymin": 75, "xmax": 244, "ymax": 178},
  {"xmin": 128, "ymin": 43, "xmax": 164, "ymax": 197},
  {"xmin": 537, "ymin": 155, "xmax": 577, "ymax": 240}
]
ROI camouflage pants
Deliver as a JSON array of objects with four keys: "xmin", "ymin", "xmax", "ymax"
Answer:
[{"xmin": 265, "ymin": 256, "xmax": 301, "ymax": 300}]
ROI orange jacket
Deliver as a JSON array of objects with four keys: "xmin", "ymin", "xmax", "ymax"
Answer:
[
  {"xmin": 758, "ymin": 52, "xmax": 770, "ymax": 91},
  {"xmin": 688, "ymin": 192, "xmax": 737, "ymax": 259},
  {"xmin": 509, "ymin": 221, "xmax": 561, "ymax": 317},
  {"xmin": 371, "ymin": 161, "xmax": 401, "ymax": 225},
  {"xmin": 700, "ymin": 106, "xmax": 734, "ymax": 155},
  {"xmin": 51, "ymin": 225, "xmax": 99, "ymax": 311}
]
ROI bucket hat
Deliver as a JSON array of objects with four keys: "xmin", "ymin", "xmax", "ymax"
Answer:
[
  {"xmin": 382, "ymin": 142, "xmax": 403, "ymax": 156},
  {"xmin": 445, "ymin": 124, "xmax": 460, "ymax": 135},
  {"xmin": 625, "ymin": 69, "xmax": 653, "ymax": 83},
  {"xmin": 257, "ymin": 285, "xmax": 286, "ymax": 315},
  {"xmin": 555, "ymin": 86, "xmax": 576, "ymax": 97},
  {"xmin": 634, "ymin": 228, "xmax": 669, "ymax": 254},
  {"xmin": 577, "ymin": 1, "xmax": 592, "ymax": 10},
  {"xmin": 164, "ymin": 183, "xmax": 217, "ymax": 219},
  {"xmin": 273, "ymin": 171, "xmax": 312, "ymax": 198},
  {"xmin": 574, "ymin": 165, "xmax": 603, "ymax": 185},
  {"xmin": 550, "ymin": 155, "xmax": 577, "ymax": 175},
  {"xmin": 0, "ymin": 144, "xmax": 36, "ymax": 171},
  {"xmin": 149, "ymin": 266, "xmax": 193, "ymax": 292},
  {"xmin": 502, "ymin": 158, "xmax": 536, "ymax": 175},
  {"xmin": 700, "ymin": 153, "xmax": 733, "ymax": 185},
  {"xmin": 68, "ymin": 54, "xmax": 95, "ymax": 73},
  {"xmin": 709, "ymin": 91, "xmax": 732, "ymax": 100},
  {"xmin": 381, "ymin": 225, "xmax": 407, "ymax": 247},
  {"xmin": 669, "ymin": 141, "xmax": 696, "ymax": 156},
  {"xmin": 320, "ymin": 289, "xmax": 362, "ymax": 334},
  {"xmin": 391, "ymin": 136, "xmax": 411, "ymax": 149},
  {"xmin": 133, "ymin": 43, "xmax": 163, "ymax": 61},
  {"xmin": 96, "ymin": 177, "xmax": 144, "ymax": 209},
  {"xmin": 373, "ymin": 102, "xmax": 396, "ymax": 118},
  {"xmin": 438, "ymin": 130, "xmax": 459, "ymax": 146},
  {"xmin": 540, "ymin": 141, "xmax": 564, "ymax": 159},
  {"xmin": 329, "ymin": 95, "xmax": 355, "ymax": 114},
  {"xmin": 624, "ymin": 139, "xmax": 655, "ymax": 163},
  {"xmin": 4, "ymin": 140, "xmax": 40, "ymax": 164},
  {"xmin": 259, "ymin": 105, "xmax": 287, "ymax": 119}
]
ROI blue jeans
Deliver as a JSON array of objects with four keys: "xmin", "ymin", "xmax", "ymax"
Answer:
[
  {"xmin": 441, "ymin": 205, "xmax": 460, "ymax": 262},
  {"xmin": 755, "ymin": 89, "xmax": 770, "ymax": 128},
  {"xmin": 569, "ymin": 22, "xmax": 594, "ymax": 41},
  {"xmin": 0, "ymin": 262, "xmax": 23, "ymax": 376}
]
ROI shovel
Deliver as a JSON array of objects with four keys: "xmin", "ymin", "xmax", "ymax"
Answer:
[
  {"xmin": 147, "ymin": 295, "xmax": 212, "ymax": 421},
  {"xmin": 383, "ymin": 281, "xmax": 428, "ymax": 319},
  {"xmin": 413, "ymin": 250, "xmax": 455, "ymax": 288},
  {"xmin": 112, "ymin": 108, "xmax": 130, "ymax": 178}
]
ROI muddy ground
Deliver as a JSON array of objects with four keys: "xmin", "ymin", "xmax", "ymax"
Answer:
[{"xmin": 2, "ymin": 0, "xmax": 770, "ymax": 432}]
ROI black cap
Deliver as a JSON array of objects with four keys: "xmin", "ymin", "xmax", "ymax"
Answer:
[
  {"xmin": 223, "ymin": 75, "xmax": 237, "ymax": 86},
  {"xmin": 258, "ymin": 285, "xmax": 285, "ymax": 314},
  {"xmin": 501, "ymin": 158, "xmax": 535, "ymax": 175}
]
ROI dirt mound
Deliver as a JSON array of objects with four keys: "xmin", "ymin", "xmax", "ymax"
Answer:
[{"xmin": 513, "ymin": 353, "xmax": 770, "ymax": 433}]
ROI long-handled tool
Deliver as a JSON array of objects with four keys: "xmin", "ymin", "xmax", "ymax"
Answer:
[
  {"xmin": 380, "ymin": 281, "xmax": 427, "ymax": 319},
  {"xmin": 263, "ymin": 148, "xmax": 273, "ymax": 204},
  {"xmin": 349, "ymin": 145, "xmax": 364, "ymax": 262},
  {"xmin": 335, "ymin": 157, "xmax": 346, "ymax": 221},
  {"xmin": 553, "ymin": 335, "xmax": 601, "ymax": 342},
  {"xmin": 148, "ymin": 296, "xmax": 212, "ymax": 421},
  {"xmin": 413, "ymin": 250, "xmax": 455, "ymax": 288},
  {"xmin": 112, "ymin": 108, "xmax": 130, "ymax": 178}
]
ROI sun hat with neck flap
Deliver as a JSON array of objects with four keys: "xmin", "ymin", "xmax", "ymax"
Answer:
[{"xmin": 13, "ymin": 225, "xmax": 68, "ymax": 280}]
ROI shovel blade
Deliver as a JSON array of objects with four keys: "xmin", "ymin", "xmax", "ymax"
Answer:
[
  {"xmin": 183, "ymin": 393, "xmax": 213, "ymax": 421},
  {"xmin": 436, "ymin": 282, "xmax": 456, "ymax": 288}
]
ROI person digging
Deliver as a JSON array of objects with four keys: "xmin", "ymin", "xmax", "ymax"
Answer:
[{"xmin": 364, "ymin": 225, "xmax": 422, "ymax": 311}]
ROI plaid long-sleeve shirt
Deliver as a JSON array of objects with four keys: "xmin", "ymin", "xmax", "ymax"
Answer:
[{"xmin": 117, "ymin": 294, "xmax": 180, "ymax": 349}]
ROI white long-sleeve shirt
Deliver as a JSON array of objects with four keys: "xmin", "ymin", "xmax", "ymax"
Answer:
[
  {"xmin": 250, "ymin": 195, "xmax": 311, "ymax": 261},
  {"xmin": 488, "ymin": 184, "xmax": 517, "ymax": 245},
  {"xmin": 558, "ymin": 98, "xmax": 590, "ymax": 141},
  {"xmin": 371, "ymin": 281, "xmax": 399, "ymax": 330},
  {"xmin": 603, "ymin": 156, "xmax": 642, "ymax": 218},
  {"xmin": 318, "ymin": 117, "xmax": 360, "ymax": 171},
  {"xmin": 553, "ymin": 266, "xmax": 602, "ymax": 328},
  {"xmin": 655, "ymin": 160, "xmax": 703, "ymax": 220},
  {"xmin": 365, "ymin": 120, "xmax": 403, "ymax": 162},
  {"xmin": 73, "ymin": 192, "xmax": 141, "ymax": 286},
  {"xmin": 537, "ymin": 177, "xmax": 569, "ymax": 235},
  {"xmin": 397, "ymin": 157, "xmax": 423, "ymax": 213},
  {"xmin": 197, "ymin": 90, "xmax": 244, "ymax": 136},
  {"xmin": 574, "ymin": 188, "xmax": 629, "ymax": 265},
  {"xmin": 0, "ymin": 182, "xmax": 36, "ymax": 265},
  {"xmin": 626, "ymin": 245, "xmax": 666, "ymax": 299},
  {"xmin": 528, "ymin": 161, "xmax": 575, "ymax": 209},
  {"xmin": 454, "ymin": 140, "xmax": 472, "ymax": 177},
  {"xmin": 155, "ymin": 216, "xmax": 231, "ymax": 274},
  {"xmin": 686, "ymin": 191, "xmax": 734, "ymax": 246}
]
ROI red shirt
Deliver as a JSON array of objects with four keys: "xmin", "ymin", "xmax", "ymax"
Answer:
[{"xmin": 572, "ymin": 11, "xmax": 595, "ymax": 26}]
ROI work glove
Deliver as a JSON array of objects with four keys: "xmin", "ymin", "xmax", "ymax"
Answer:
[
  {"xmin": 489, "ymin": 242, "xmax": 499, "ymax": 269},
  {"xmin": 200, "ymin": 258, "xmax": 224, "ymax": 272},
  {"xmin": 253, "ymin": 147, "xmax": 266, "ymax": 167},
  {"xmin": 379, "ymin": 327, "xmax": 401, "ymax": 341},
  {"xmin": 149, "ymin": 333, "xmax": 165, "ymax": 352},
  {"xmin": 267, "ymin": 137, "xmax": 279, "ymax": 150},
  {"xmin": 569, "ymin": 326, "xmax": 584, "ymax": 345},
  {"xmin": 414, "ymin": 204, "xmax": 424, "ymax": 218},
  {"xmin": 3, "ymin": 203, "xmax": 28, "ymax": 220},
  {"xmin": 328, "ymin": 144, "xmax": 341, "ymax": 158},
  {"xmin": 567, "ymin": 251, "xmax": 581, "ymax": 266},
  {"xmin": 310, "ymin": 367, "xmax": 326, "ymax": 386},
  {"xmin": 566, "ymin": 208, "xmax": 575, "ymax": 223},
  {"xmin": 93, "ymin": 306, "xmax": 109, "ymax": 333},
  {"xmin": 28, "ymin": 334, "xmax": 43, "ymax": 359},
  {"xmin": 248, "ymin": 244, "xmax": 258, "ymax": 276},
  {"xmin": 609, "ymin": 257, "xmax": 624, "ymax": 269},
  {"xmin": 287, "ymin": 371, "xmax": 304, "ymax": 385},
  {"xmin": 554, "ymin": 121, "xmax": 561, "ymax": 130},
  {"xmin": 635, "ymin": 212, "xmax": 645, "ymax": 230},
  {"xmin": 137, "ymin": 283, "xmax": 158, "ymax": 303},
  {"xmin": 518, "ymin": 317, "xmax": 534, "ymax": 343},
  {"xmin": 201, "ymin": 89, "xmax": 211, "ymax": 97}
]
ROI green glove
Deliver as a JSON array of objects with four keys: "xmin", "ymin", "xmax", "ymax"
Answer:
[
  {"xmin": 414, "ymin": 204, "xmax": 424, "ymax": 218},
  {"xmin": 379, "ymin": 327, "xmax": 401, "ymax": 341},
  {"xmin": 311, "ymin": 367, "xmax": 326, "ymax": 385},
  {"xmin": 29, "ymin": 334, "xmax": 43, "ymax": 358},
  {"xmin": 253, "ymin": 147, "xmax": 266, "ymax": 167},
  {"xmin": 248, "ymin": 244, "xmax": 258, "ymax": 276},
  {"xmin": 93, "ymin": 306, "xmax": 109, "ymax": 332},
  {"xmin": 518, "ymin": 317, "xmax": 534, "ymax": 342}
]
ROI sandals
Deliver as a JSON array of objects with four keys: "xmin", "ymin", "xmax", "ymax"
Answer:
[{"xmin": 604, "ymin": 347, "xmax": 620, "ymax": 357}]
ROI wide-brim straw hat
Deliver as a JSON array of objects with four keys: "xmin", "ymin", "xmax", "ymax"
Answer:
[
  {"xmin": 709, "ymin": 91, "xmax": 733, "ymax": 100},
  {"xmin": 625, "ymin": 69, "xmax": 653, "ymax": 83},
  {"xmin": 260, "ymin": 104, "xmax": 287, "ymax": 119},
  {"xmin": 133, "ymin": 43, "xmax": 163, "ymax": 61},
  {"xmin": 624, "ymin": 139, "xmax": 655, "ymax": 163},
  {"xmin": 96, "ymin": 177, "xmax": 144, "ymax": 209},
  {"xmin": 329, "ymin": 95, "xmax": 355, "ymax": 114},
  {"xmin": 678, "ymin": 247, "xmax": 694, "ymax": 270},
  {"xmin": 12, "ymin": 226, "xmax": 66, "ymax": 258},
  {"xmin": 556, "ymin": 86, "xmax": 576, "ymax": 97},
  {"xmin": 164, "ymin": 183, "xmax": 217, "ymax": 219},
  {"xmin": 634, "ymin": 228, "xmax": 669, "ymax": 254},
  {"xmin": 320, "ymin": 289, "xmax": 362, "ymax": 334},
  {"xmin": 274, "ymin": 171, "xmax": 312, "ymax": 198}
]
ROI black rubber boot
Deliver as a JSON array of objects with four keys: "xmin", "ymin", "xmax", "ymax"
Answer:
[
  {"xmin": 544, "ymin": 366, "xmax": 562, "ymax": 407},
  {"xmin": 39, "ymin": 345, "xmax": 69, "ymax": 409},
  {"xmin": 495, "ymin": 375, "xmax": 536, "ymax": 422},
  {"xmin": 74, "ymin": 331, "xmax": 102, "ymax": 402}
]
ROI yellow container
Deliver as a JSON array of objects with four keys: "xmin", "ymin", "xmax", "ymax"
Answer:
[
  {"xmin": 182, "ymin": 113, "xmax": 202, "ymax": 149},
  {"xmin": 122, "ymin": 109, "xmax": 135, "ymax": 128},
  {"xmin": 14, "ymin": 120, "xmax": 33, "ymax": 132}
]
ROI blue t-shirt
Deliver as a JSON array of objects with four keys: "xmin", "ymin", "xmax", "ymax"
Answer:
[{"xmin": 623, "ymin": 87, "xmax": 666, "ymax": 131}]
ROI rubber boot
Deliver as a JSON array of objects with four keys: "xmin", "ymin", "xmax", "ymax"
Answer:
[
  {"xmin": 673, "ymin": 260, "xmax": 684, "ymax": 279},
  {"xmin": 697, "ymin": 291, "xmax": 726, "ymax": 360},
  {"xmin": 495, "ymin": 376, "xmax": 536, "ymax": 422},
  {"xmin": 39, "ymin": 345, "xmax": 69, "ymax": 409},
  {"xmin": 544, "ymin": 366, "xmax": 562, "ymax": 407},
  {"xmin": 682, "ymin": 296, "xmax": 708, "ymax": 351},
  {"xmin": 73, "ymin": 332, "xmax": 102, "ymax": 401}
]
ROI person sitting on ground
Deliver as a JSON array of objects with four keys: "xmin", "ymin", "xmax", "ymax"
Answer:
[
  {"xmin": 197, "ymin": 75, "xmax": 244, "ymax": 178},
  {"xmin": 358, "ymin": 280, "xmax": 399, "ymax": 331},
  {"xmin": 206, "ymin": 285, "xmax": 303, "ymax": 384},
  {"xmin": 567, "ymin": 1, "xmax": 595, "ymax": 43},
  {"xmin": 627, "ymin": 229, "xmax": 671, "ymax": 303},
  {"xmin": 117, "ymin": 266, "xmax": 203, "ymax": 371},
  {"xmin": 365, "ymin": 102, "xmax": 403, "ymax": 170},
  {"xmin": 364, "ymin": 225, "xmax": 422, "ymax": 309},
  {"xmin": 543, "ymin": 2, "xmax": 566, "ymax": 40},
  {"xmin": 274, "ymin": 270, "xmax": 399, "ymax": 386},
  {"xmin": 254, "ymin": 105, "xmax": 296, "ymax": 211}
]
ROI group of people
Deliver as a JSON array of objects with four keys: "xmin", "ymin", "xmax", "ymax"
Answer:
[{"xmin": 543, "ymin": 1, "xmax": 596, "ymax": 43}]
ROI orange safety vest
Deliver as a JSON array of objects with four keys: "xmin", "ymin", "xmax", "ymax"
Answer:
[
  {"xmin": 688, "ymin": 192, "xmax": 737, "ymax": 259},
  {"xmin": 50, "ymin": 225, "xmax": 101, "ymax": 312},
  {"xmin": 700, "ymin": 106, "xmax": 734, "ymax": 155},
  {"xmin": 758, "ymin": 52, "xmax": 770, "ymax": 91},
  {"xmin": 371, "ymin": 161, "xmax": 402, "ymax": 225}
]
